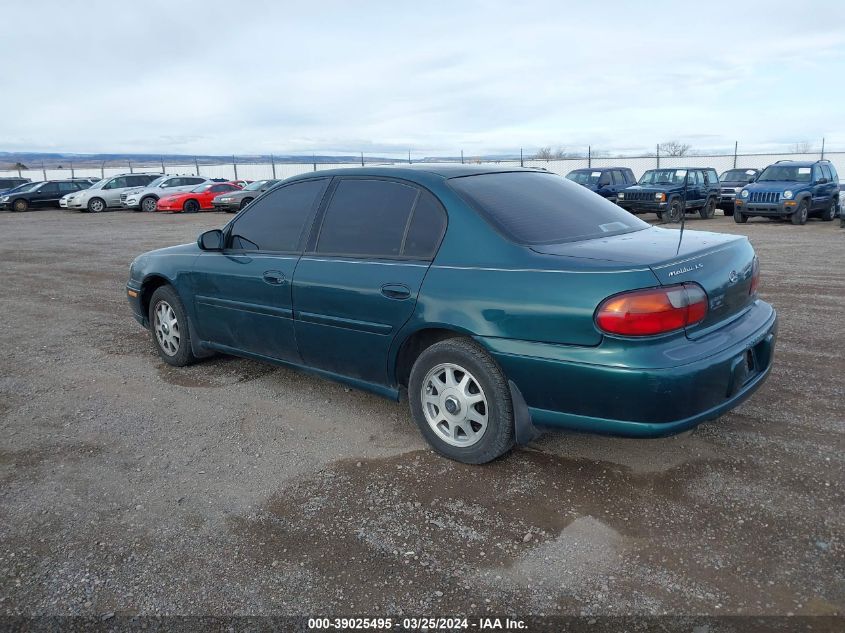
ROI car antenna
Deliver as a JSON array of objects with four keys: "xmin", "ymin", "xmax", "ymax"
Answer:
[{"xmin": 677, "ymin": 169, "xmax": 687, "ymax": 255}]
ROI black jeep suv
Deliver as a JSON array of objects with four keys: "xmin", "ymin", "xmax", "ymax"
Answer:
[
  {"xmin": 717, "ymin": 168, "xmax": 760, "ymax": 216},
  {"xmin": 734, "ymin": 160, "xmax": 840, "ymax": 225},
  {"xmin": 617, "ymin": 167, "xmax": 720, "ymax": 222},
  {"xmin": 565, "ymin": 167, "xmax": 636, "ymax": 203}
]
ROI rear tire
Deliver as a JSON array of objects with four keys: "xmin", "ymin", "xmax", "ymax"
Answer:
[
  {"xmin": 183, "ymin": 199, "xmax": 200, "ymax": 213},
  {"xmin": 12, "ymin": 199, "xmax": 28, "ymax": 212},
  {"xmin": 148, "ymin": 285, "xmax": 197, "ymax": 367},
  {"xmin": 699, "ymin": 198, "xmax": 716, "ymax": 219},
  {"xmin": 141, "ymin": 197, "xmax": 158, "ymax": 213},
  {"xmin": 791, "ymin": 200, "xmax": 808, "ymax": 225},
  {"xmin": 734, "ymin": 210, "xmax": 748, "ymax": 223},
  {"xmin": 821, "ymin": 199, "xmax": 836, "ymax": 222},
  {"xmin": 87, "ymin": 197, "xmax": 106, "ymax": 213},
  {"xmin": 408, "ymin": 338, "xmax": 514, "ymax": 464}
]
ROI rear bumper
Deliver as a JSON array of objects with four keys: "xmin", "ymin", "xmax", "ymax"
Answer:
[{"xmin": 482, "ymin": 300, "xmax": 778, "ymax": 438}]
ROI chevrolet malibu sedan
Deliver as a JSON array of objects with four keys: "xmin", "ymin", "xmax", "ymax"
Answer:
[
  {"xmin": 127, "ymin": 166, "xmax": 777, "ymax": 464},
  {"xmin": 155, "ymin": 182, "xmax": 242, "ymax": 213}
]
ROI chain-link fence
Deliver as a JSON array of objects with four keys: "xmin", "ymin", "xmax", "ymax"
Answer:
[{"xmin": 2, "ymin": 149, "xmax": 843, "ymax": 184}]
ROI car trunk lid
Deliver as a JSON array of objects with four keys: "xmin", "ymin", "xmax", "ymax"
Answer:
[{"xmin": 532, "ymin": 227, "xmax": 757, "ymax": 338}]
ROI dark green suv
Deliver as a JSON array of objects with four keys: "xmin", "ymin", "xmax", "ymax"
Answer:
[{"xmin": 617, "ymin": 167, "xmax": 721, "ymax": 222}]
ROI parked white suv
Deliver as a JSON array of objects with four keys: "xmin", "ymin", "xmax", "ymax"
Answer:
[
  {"xmin": 64, "ymin": 173, "xmax": 160, "ymax": 212},
  {"xmin": 121, "ymin": 175, "xmax": 210, "ymax": 212}
]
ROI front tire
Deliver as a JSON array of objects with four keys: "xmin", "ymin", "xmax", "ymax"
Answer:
[
  {"xmin": 699, "ymin": 198, "xmax": 716, "ymax": 219},
  {"xmin": 734, "ymin": 210, "xmax": 748, "ymax": 223},
  {"xmin": 183, "ymin": 199, "xmax": 200, "ymax": 213},
  {"xmin": 148, "ymin": 285, "xmax": 196, "ymax": 367},
  {"xmin": 239, "ymin": 197, "xmax": 254, "ymax": 210},
  {"xmin": 821, "ymin": 199, "xmax": 836, "ymax": 222},
  {"xmin": 409, "ymin": 338, "xmax": 514, "ymax": 464},
  {"xmin": 12, "ymin": 199, "xmax": 28, "ymax": 212},
  {"xmin": 87, "ymin": 197, "xmax": 106, "ymax": 213},
  {"xmin": 667, "ymin": 198, "xmax": 683, "ymax": 223},
  {"xmin": 791, "ymin": 199, "xmax": 809, "ymax": 225},
  {"xmin": 141, "ymin": 197, "xmax": 158, "ymax": 213}
]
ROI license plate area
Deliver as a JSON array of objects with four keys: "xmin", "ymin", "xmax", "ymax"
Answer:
[{"xmin": 727, "ymin": 338, "xmax": 768, "ymax": 397}]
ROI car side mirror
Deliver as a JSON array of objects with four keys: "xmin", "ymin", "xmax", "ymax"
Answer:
[
  {"xmin": 817, "ymin": 178, "xmax": 828, "ymax": 184},
  {"xmin": 198, "ymin": 229, "xmax": 224, "ymax": 251}
]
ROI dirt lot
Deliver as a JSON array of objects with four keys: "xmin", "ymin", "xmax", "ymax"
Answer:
[{"xmin": 0, "ymin": 209, "xmax": 843, "ymax": 619}]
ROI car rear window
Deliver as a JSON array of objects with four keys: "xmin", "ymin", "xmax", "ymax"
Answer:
[{"xmin": 448, "ymin": 171, "xmax": 648, "ymax": 245}]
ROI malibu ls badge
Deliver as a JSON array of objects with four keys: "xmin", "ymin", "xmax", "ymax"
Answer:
[{"xmin": 668, "ymin": 262, "xmax": 704, "ymax": 277}]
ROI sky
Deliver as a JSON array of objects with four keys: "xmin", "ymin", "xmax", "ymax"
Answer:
[{"xmin": 3, "ymin": 0, "xmax": 845, "ymax": 158}]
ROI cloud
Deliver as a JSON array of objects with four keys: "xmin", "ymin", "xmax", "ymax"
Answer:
[{"xmin": 2, "ymin": 0, "xmax": 845, "ymax": 156}]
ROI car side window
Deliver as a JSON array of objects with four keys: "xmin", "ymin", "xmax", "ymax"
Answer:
[
  {"xmin": 820, "ymin": 165, "xmax": 832, "ymax": 181},
  {"xmin": 707, "ymin": 170, "xmax": 718, "ymax": 185},
  {"xmin": 107, "ymin": 177, "xmax": 128, "ymax": 190},
  {"xmin": 58, "ymin": 182, "xmax": 77, "ymax": 192},
  {"xmin": 828, "ymin": 164, "xmax": 839, "ymax": 182},
  {"xmin": 187, "ymin": 178, "xmax": 205, "ymax": 186},
  {"xmin": 40, "ymin": 183, "xmax": 59, "ymax": 194},
  {"xmin": 611, "ymin": 170, "xmax": 625, "ymax": 185},
  {"xmin": 162, "ymin": 179, "xmax": 179, "ymax": 188},
  {"xmin": 402, "ymin": 189, "xmax": 447, "ymax": 259},
  {"xmin": 625, "ymin": 170, "xmax": 635, "ymax": 183},
  {"xmin": 211, "ymin": 184, "xmax": 233, "ymax": 192},
  {"xmin": 229, "ymin": 178, "xmax": 329, "ymax": 252},
  {"xmin": 316, "ymin": 179, "xmax": 419, "ymax": 258}
]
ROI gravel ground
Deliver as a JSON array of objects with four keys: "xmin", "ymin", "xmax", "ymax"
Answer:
[{"xmin": 0, "ymin": 209, "xmax": 843, "ymax": 619}]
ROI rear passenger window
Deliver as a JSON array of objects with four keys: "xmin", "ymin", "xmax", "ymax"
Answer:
[
  {"xmin": 402, "ymin": 190, "xmax": 447, "ymax": 259},
  {"xmin": 229, "ymin": 178, "xmax": 328, "ymax": 252},
  {"xmin": 317, "ymin": 179, "xmax": 418, "ymax": 257},
  {"xmin": 611, "ymin": 170, "xmax": 625, "ymax": 185}
]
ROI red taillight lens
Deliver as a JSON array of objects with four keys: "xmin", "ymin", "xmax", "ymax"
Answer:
[
  {"xmin": 595, "ymin": 283, "xmax": 708, "ymax": 336},
  {"xmin": 749, "ymin": 257, "xmax": 760, "ymax": 296}
]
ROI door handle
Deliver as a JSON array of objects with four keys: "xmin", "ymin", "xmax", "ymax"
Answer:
[
  {"xmin": 381, "ymin": 283, "xmax": 411, "ymax": 300},
  {"xmin": 262, "ymin": 270, "xmax": 286, "ymax": 285}
]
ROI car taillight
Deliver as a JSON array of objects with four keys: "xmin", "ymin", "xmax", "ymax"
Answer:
[
  {"xmin": 595, "ymin": 283, "xmax": 708, "ymax": 337},
  {"xmin": 749, "ymin": 257, "xmax": 760, "ymax": 296}
]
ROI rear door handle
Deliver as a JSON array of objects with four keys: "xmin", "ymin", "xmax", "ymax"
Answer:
[
  {"xmin": 262, "ymin": 270, "xmax": 286, "ymax": 285},
  {"xmin": 381, "ymin": 283, "xmax": 411, "ymax": 300}
]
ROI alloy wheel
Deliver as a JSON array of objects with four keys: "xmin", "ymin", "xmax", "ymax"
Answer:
[
  {"xmin": 89, "ymin": 199, "xmax": 104, "ymax": 213},
  {"xmin": 153, "ymin": 300, "xmax": 180, "ymax": 356},
  {"xmin": 421, "ymin": 363, "xmax": 488, "ymax": 447},
  {"xmin": 142, "ymin": 198, "xmax": 157, "ymax": 213}
]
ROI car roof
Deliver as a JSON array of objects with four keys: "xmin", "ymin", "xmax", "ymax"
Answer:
[
  {"xmin": 288, "ymin": 164, "xmax": 547, "ymax": 181},
  {"xmin": 569, "ymin": 166, "xmax": 632, "ymax": 172},
  {"xmin": 772, "ymin": 160, "xmax": 827, "ymax": 166}
]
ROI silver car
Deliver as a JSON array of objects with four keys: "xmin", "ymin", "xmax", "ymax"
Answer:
[
  {"xmin": 65, "ymin": 173, "xmax": 160, "ymax": 212},
  {"xmin": 121, "ymin": 175, "xmax": 210, "ymax": 212}
]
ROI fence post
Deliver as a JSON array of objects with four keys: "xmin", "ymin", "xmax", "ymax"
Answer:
[
  {"xmin": 271, "ymin": 154, "xmax": 276, "ymax": 178},
  {"xmin": 42, "ymin": 161, "xmax": 46, "ymax": 180},
  {"xmin": 233, "ymin": 155, "xmax": 238, "ymax": 180},
  {"xmin": 100, "ymin": 162, "xmax": 105, "ymax": 179},
  {"xmin": 313, "ymin": 155, "xmax": 317, "ymax": 172},
  {"xmin": 733, "ymin": 141, "xmax": 738, "ymax": 168},
  {"xmin": 16, "ymin": 164, "xmax": 21, "ymax": 177},
  {"xmin": 360, "ymin": 152, "xmax": 364, "ymax": 167},
  {"xmin": 461, "ymin": 150, "xmax": 465, "ymax": 165},
  {"xmin": 588, "ymin": 145, "xmax": 592, "ymax": 168},
  {"xmin": 128, "ymin": 160, "xmax": 133, "ymax": 174},
  {"xmin": 821, "ymin": 138, "xmax": 825, "ymax": 160},
  {"xmin": 70, "ymin": 161, "xmax": 75, "ymax": 178},
  {"xmin": 160, "ymin": 156, "xmax": 165, "ymax": 173},
  {"xmin": 656, "ymin": 144, "xmax": 660, "ymax": 169},
  {"xmin": 194, "ymin": 157, "xmax": 200, "ymax": 176},
  {"xmin": 520, "ymin": 148, "xmax": 523, "ymax": 167}
]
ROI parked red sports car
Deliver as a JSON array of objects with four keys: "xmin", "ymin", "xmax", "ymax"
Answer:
[{"xmin": 156, "ymin": 182, "xmax": 242, "ymax": 213}]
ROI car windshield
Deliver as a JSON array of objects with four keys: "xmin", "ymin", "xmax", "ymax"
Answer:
[
  {"xmin": 757, "ymin": 165, "xmax": 812, "ymax": 182},
  {"xmin": 720, "ymin": 169, "xmax": 757, "ymax": 181},
  {"xmin": 243, "ymin": 180, "xmax": 273, "ymax": 191},
  {"xmin": 192, "ymin": 184, "xmax": 214, "ymax": 193},
  {"xmin": 6, "ymin": 182, "xmax": 41, "ymax": 194},
  {"xmin": 87, "ymin": 178, "xmax": 108, "ymax": 189},
  {"xmin": 565, "ymin": 171, "xmax": 602, "ymax": 185},
  {"xmin": 638, "ymin": 169, "xmax": 687, "ymax": 185},
  {"xmin": 449, "ymin": 171, "xmax": 648, "ymax": 245}
]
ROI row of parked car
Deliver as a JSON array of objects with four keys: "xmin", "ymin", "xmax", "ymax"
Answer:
[
  {"xmin": 565, "ymin": 159, "xmax": 842, "ymax": 225},
  {"xmin": 2, "ymin": 159, "xmax": 842, "ymax": 226},
  {"xmin": 0, "ymin": 173, "xmax": 281, "ymax": 214}
]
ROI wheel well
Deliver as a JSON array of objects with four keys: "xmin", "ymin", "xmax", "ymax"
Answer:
[
  {"xmin": 183, "ymin": 198, "xmax": 199, "ymax": 208},
  {"xmin": 139, "ymin": 275, "xmax": 171, "ymax": 319},
  {"xmin": 141, "ymin": 195, "xmax": 158, "ymax": 203},
  {"xmin": 394, "ymin": 328, "xmax": 465, "ymax": 388}
]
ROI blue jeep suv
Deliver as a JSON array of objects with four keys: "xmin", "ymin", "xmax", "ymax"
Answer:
[
  {"xmin": 734, "ymin": 160, "xmax": 840, "ymax": 225},
  {"xmin": 617, "ymin": 167, "xmax": 720, "ymax": 222},
  {"xmin": 565, "ymin": 167, "xmax": 636, "ymax": 203}
]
